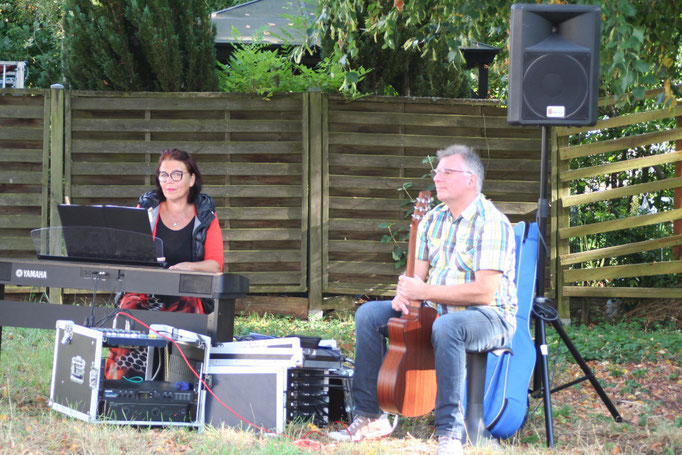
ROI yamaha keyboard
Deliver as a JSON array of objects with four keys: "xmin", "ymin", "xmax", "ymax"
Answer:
[{"xmin": 0, "ymin": 258, "xmax": 249, "ymax": 353}]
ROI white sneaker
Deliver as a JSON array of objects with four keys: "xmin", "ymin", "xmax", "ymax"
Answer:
[
  {"xmin": 328, "ymin": 414, "xmax": 394, "ymax": 441},
  {"xmin": 437, "ymin": 436, "xmax": 464, "ymax": 455}
]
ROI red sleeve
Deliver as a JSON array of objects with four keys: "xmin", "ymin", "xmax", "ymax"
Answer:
[{"xmin": 204, "ymin": 214, "xmax": 224, "ymax": 271}]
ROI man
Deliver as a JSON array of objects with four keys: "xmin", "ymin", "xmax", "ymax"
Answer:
[{"xmin": 328, "ymin": 145, "xmax": 518, "ymax": 455}]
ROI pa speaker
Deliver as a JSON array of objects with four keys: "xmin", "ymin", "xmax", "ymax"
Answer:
[{"xmin": 507, "ymin": 4, "xmax": 600, "ymax": 126}]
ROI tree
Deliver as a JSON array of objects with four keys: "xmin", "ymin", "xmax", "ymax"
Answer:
[
  {"xmin": 301, "ymin": 0, "xmax": 681, "ymax": 102},
  {"xmin": 0, "ymin": 0, "xmax": 63, "ymax": 87},
  {"xmin": 63, "ymin": 0, "xmax": 218, "ymax": 91},
  {"xmin": 304, "ymin": 0, "xmax": 472, "ymax": 97}
]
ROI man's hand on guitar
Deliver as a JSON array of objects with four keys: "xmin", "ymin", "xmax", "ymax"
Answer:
[
  {"xmin": 397, "ymin": 274, "xmax": 427, "ymax": 301},
  {"xmin": 391, "ymin": 294, "xmax": 410, "ymax": 315}
]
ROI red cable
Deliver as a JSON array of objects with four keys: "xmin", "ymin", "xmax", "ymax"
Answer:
[{"xmin": 117, "ymin": 312, "xmax": 325, "ymax": 449}]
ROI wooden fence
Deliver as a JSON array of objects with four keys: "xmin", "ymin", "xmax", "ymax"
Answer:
[
  {"xmin": 553, "ymin": 92, "xmax": 682, "ymax": 318},
  {"xmin": 12, "ymin": 87, "xmax": 680, "ymax": 317}
]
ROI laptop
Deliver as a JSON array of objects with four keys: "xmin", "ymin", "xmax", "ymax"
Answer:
[{"xmin": 34, "ymin": 204, "xmax": 165, "ymax": 267}]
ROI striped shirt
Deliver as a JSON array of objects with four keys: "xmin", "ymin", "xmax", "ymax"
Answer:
[{"xmin": 416, "ymin": 194, "xmax": 518, "ymax": 328}]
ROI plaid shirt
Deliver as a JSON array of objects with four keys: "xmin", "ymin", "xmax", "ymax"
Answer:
[{"xmin": 416, "ymin": 194, "xmax": 518, "ymax": 328}]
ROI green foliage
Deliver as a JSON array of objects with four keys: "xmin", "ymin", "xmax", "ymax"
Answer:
[
  {"xmin": 300, "ymin": 0, "xmax": 473, "ymax": 97},
  {"xmin": 0, "ymin": 0, "xmax": 63, "ymax": 87},
  {"xmin": 234, "ymin": 312, "xmax": 356, "ymax": 356},
  {"xmin": 301, "ymin": 0, "xmax": 681, "ymax": 102},
  {"xmin": 567, "ymin": 98, "xmax": 678, "ymax": 288},
  {"xmin": 549, "ymin": 319, "xmax": 682, "ymax": 364},
  {"xmin": 217, "ymin": 43, "xmax": 370, "ymax": 98},
  {"xmin": 62, "ymin": 0, "xmax": 218, "ymax": 91}
]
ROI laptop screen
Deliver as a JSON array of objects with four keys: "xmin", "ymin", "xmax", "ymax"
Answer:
[{"xmin": 33, "ymin": 204, "xmax": 165, "ymax": 267}]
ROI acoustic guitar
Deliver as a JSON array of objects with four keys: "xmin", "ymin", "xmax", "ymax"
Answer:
[{"xmin": 377, "ymin": 191, "xmax": 439, "ymax": 417}]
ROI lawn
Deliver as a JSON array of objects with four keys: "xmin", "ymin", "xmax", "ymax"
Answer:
[{"xmin": 0, "ymin": 313, "xmax": 680, "ymax": 454}]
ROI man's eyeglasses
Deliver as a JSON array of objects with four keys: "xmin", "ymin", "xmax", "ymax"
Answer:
[
  {"xmin": 430, "ymin": 168, "xmax": 471, "ymax": 179},
  {"xmin": 157, "ymin": 171, "xmax": 185, "ymax": 182}
]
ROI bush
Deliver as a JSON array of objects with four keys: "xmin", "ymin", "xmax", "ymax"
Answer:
[{"xmin": 217, "ymin": 43, "xmax": 370, "ymax": 98}]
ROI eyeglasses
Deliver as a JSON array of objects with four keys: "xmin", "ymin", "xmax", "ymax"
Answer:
[
  {"xmin": 430, "ymin": 168, "xmax": 471, "ymax": 179},
  {"xmin": 157, "ymin": 170, "xmax": 185, "ymax": 182}
]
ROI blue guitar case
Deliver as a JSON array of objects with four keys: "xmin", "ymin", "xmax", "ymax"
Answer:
[{"xmin": 469, "ymin": 221, "xmax": 539, "ymax": 439}]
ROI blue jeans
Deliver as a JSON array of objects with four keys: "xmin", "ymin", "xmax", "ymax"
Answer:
[{"xmin": 352, "ymin": 300, "xmax": 514, "ymax": 439}]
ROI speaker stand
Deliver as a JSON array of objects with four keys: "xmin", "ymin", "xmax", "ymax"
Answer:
[{"xmin": 530, "ymin": 125, "xmax": 622, "ymax": 448}]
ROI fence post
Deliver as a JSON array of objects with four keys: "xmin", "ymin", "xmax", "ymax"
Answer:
[
  {"xmin": 553, "ymin": 130, "xmax": 571, "ymax": 320},
  {"xmin": 49, "ymin": 84, "xmax": 64, "ymax": 304},
  {"xmin": 674, "ymin": 113, "xmax": 681, "ymax": 260},
  {"xmin": 307, "ymin": 89, "xmax": 324, "ymax": 317}
]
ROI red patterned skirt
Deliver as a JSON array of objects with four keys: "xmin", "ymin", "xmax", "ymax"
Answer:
[{"xmin": 103, "ymin": 293, "xmax": 205, "ymax": 380}]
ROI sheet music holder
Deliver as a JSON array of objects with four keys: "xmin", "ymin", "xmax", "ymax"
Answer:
[{"xmin": 31, "ymin": 204, "xmax": 165, "ymax": 267}]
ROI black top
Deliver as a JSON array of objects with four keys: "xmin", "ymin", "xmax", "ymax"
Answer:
[{"xmin": 156, "ymin": 217, "xmax": 194, "ymax": 267}]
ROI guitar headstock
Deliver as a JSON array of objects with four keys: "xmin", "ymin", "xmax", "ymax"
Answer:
[{"xmin": 412, "ymin": 191, "xmax": 432, "ymax": 222}]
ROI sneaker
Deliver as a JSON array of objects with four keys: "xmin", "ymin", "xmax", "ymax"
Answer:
[
  {"xmin": 328, "ymin": 414, "xmax": 394, "ymax": 441},
  {"xmin": 437, "ymin": 436, "xmax": 464, "ymax": 455}
]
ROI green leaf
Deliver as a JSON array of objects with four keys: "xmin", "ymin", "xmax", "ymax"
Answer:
[
  {"xmin": 633, "ymin": 60, "xmax": 649, "ymax": 73},
  {"xmin": 632, "ymin": 86, "xmax": 646, "ymax": 99},
  {"xmin": 345, "ymin": 71, "xmax": 359, "ymax": 83}
]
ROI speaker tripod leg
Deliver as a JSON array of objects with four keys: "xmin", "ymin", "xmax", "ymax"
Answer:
[{"xmin": 549, "ymin": 319, "xmax": 623, "ymax": 422}]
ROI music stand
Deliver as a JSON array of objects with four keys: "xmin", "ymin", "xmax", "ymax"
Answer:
[{"xmin": 530, "ymin": 126, "xmax": 622, "ymax": 447}]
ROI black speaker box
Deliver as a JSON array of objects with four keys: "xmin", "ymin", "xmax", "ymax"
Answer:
[{"xmin": 507, "ymin": 4, "xmax": 601, "ymax": 126}]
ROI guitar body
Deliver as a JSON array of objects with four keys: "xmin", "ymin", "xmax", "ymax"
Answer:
[
  {"xmin": 377, "ymin": 304, "xmax": 439, "ymax": 417},
  {"xmin": 376, "ymin": 191, "xmax": 438, "ymax": 417}
]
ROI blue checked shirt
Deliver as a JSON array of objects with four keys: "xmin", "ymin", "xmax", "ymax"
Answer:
[{"xmin": 416, "ymin": 194, "xmax": 518, "ymax": 328}]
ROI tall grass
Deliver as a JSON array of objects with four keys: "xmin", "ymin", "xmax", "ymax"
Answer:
[{"xmin": 1, "ymin": 315, "xmax": 680, "ymax": 455}]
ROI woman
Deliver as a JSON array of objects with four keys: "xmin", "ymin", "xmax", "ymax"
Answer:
[{"xmin": 104, "ymin": 149, "xmax": 224, "ymax": 380}]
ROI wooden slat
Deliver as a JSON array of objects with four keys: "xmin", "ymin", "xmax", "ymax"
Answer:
[
  {"xmin": 71, "ymin": 140, "xmax": 301, "ymax": 154},
  {"xmin": 0, "ymin": 149, "xmax": 44, "ymax": 162},
  {"xmin": 329, "ymin": 218, "xmax": 409, "ymax": 232},
  {"xmin": 225, "ymin": 250, "xmax": 300, "ymax": 263},
  {"xmin": 328, "ymin": 132, "xmax": 540, "ymax": 150},
  {"xmin": 558, "ymin": 209, "xmax": 682, "ymax": 239},
  {"xmin": 0, "ymin": 127, "xmax": 43, "ymax": 140},
  {"xmin": 0, "ymin": 238, "xmax": 34, "ymax": 249},
  {"xmin": 0, "ymin": 193, "xmax": 42, "ymax": 206},
  {"xmin": 328, "ymin": 111, "xmax": 511, "ymax": 129},
  {"xmin": 0, "ymin": 215, "xmax": 41, "ymax": 229},
  {"xmin": 71, "ymin": 118, "xmax": 300, "ymax": 133},
  {"xmin": 561, "ymin": 177, "xmax": 682, "ymax": 207},
  {"xmin": 328, "ymin": 261, "xmax": 400, "ymax": 275},
  {"xmin": 563, "ymin": 286, "xmax": 682, "ymax": 298},
  {"xmin": 330, "ymin": 175, "xmax": 538, "ymax": 194},
  {"xmin": 328, "ymin": 240, "xmax": 395, "ymax": 253},
  {"xmin": 563, "ymin": 260, "xmax": 682, "ymax": 282},
  {"xmin": 70, "ymin": 94, "xmax": 303, "ymax": 111},
  {"xmin": 220, "ymin": 207, "xmax": 302, "ymax": 220},
  {"xmin": 71, "ymin": 162, "xmax": 302, "ymax": 176},
  {"xmin": 329, "ymin": 153, "xmax": 540, "ymax": 173},
  {"xmin": 560, "ymin": 127, "xmax": 682, "ymax": 161},
  {"xmin": 223, "ymin": 229, "xmax": 301, "ymax": 241},
  {"xmin": 0, "ymin": 171, "xmax": 43, "ymax": 184},
  {"xmin": 329, "ymin": 196, "xmax": 409, "ymax": 211},
  {"xmin": 238, "ymin": 271, "xmax": 305, "ymax": 285},
  {"xmin": 209, "ymin": 185, "xmax": 302, "ymax": 198},
  {"xmin": 561, "ymin": 234, "xmax": 682, "ymax": 265},
  {"xmin": 560, "ymin": 151, "xmax": 682, "ymax": 182},
  {"xmin": 0, "ymin": 105, "xmax": 45, "ymax": 117},
  {"xmin": 493, "ymin": 201, "xmax": 538, "ymax": 215},
  {"xmin": 556, "ymin": 105, "xmax": 682, "ymax": 136}
]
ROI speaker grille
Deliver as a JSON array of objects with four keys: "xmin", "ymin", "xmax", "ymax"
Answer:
[{"xmin": 522, "ymin": 52, "xmax": 590, "ymax": 121}]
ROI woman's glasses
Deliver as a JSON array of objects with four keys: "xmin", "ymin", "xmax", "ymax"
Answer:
[{"xmin": 157, "ymin": 170, "xmax": 185, "ymax": 182}]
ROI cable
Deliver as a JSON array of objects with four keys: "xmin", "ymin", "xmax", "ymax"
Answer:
[
  {"xmin": 116, "ymin": 313, "xmax": 325, "ymax": 450},
  {"xmin": 85, "ymin": 272, "xmax": 106, "ymax": 327}
]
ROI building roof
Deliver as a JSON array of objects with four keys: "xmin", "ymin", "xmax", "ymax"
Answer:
[{"xmin": 211, "ymin": 0, "xmax": 318, "ymax": 45}]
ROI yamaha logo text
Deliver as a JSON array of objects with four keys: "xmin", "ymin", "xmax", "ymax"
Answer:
[{"xmin": 15, "ymin": 269, "xmax": 48, "ymax": 279}]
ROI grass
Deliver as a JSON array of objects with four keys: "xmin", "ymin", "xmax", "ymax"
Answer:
[{"xmin": 1, "ymin": 315, "xmax": 680, "ymax": 454}]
